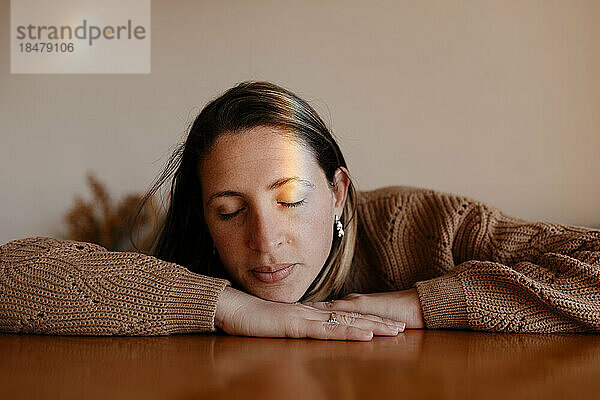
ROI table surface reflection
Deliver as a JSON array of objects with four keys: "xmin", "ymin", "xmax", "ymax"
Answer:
[{"xmin": 2, "ymin": 330, "xmax": 599, "ymax": 400}]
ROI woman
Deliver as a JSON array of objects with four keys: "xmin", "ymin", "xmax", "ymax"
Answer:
[{"xmin": 1, "ymin": 81, "xmax": 599, "ymax": 340}]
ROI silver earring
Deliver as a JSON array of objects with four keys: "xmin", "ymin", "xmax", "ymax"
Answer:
[
  {"xmin": 335, "ymin": 215, "xmax": 344, "ymax": 238},
  {"xmin": 212, "ymin": 244, "xmax": 217, "ymax": 257}
]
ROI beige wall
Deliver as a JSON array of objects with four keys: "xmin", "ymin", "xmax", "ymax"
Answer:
[{"xmin": 1, "ymin": 0, "xmax": 599, "ymax": 245}]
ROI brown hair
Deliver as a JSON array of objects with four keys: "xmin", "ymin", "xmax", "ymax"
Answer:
[{"xmin": 132, "ymin": 81, "xmax": 358, "ymax": 302}]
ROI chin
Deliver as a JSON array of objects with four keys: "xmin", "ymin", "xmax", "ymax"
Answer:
[{"xmin": 251, "ymin": 286, "xmax": 303, "ymax": 303}]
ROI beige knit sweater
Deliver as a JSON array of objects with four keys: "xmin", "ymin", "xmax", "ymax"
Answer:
[{"xmin": 1, "ymin": 185, "xmax": 599, "ymax": 335}]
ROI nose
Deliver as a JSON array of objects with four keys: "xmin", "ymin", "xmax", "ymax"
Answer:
[{"xmin": 246, "ymin": 208, "xmax": 287, "ymax": 253}]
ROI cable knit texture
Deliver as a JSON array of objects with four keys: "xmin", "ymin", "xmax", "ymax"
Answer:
[
  {"xmin": 0, "ymin": 237, "xmax": 230, "ymax": 336},
  {"xmin": 352, "ymin": 186, "xmax": 600, "ymax": 333},
  {"xmin": 1, "ymin": 185, "xmax": 599, "ymax": 335}
]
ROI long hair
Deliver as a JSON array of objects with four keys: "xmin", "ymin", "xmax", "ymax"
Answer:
[{"xmin": 131, "ymin": 81, "xmax": 358, "ymax": 302}]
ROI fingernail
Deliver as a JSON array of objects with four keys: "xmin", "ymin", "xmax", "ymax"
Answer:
[
  {"xmin": 388, "ymin": 322, "xmax": 405, "ymax": 331},
  {"xmin": 386, "ymin": 325, "xmax": 400, "ymax": 333},
  {"xmin": 303, "ymin": 302, "xmax": 313, "ymax": 306}
]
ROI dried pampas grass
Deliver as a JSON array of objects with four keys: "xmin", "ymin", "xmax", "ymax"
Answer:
[{"xmin": 63, "ymin": 171, "xmax": 162, "ymax": 253}]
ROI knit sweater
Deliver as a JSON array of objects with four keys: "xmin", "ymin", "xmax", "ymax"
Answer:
[{"xmin": 1, "ymin": 185, "xmax": 599, "ymax": 335}]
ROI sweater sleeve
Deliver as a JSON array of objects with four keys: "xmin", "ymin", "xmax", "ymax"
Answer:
[
  {"xmin": 0, "ymin": 236, "xmax": 231, "ymax": 336},
  {"xmin": 414, "ymin": 201, "xmax": 600, "ymax": 333}
]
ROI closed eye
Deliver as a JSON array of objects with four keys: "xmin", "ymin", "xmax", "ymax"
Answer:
[
  {"xmin": 279, "ymin": 199, "xmax": 306, "ymax": 208},
  {"xmin": 219, "ymin": 208, "xmax": 245, "ymax": 221},
  {"xmin": 218, "ymin": 199, "xmax": 306, "ymax": 221}
]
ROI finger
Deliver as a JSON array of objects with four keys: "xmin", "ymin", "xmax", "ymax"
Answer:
[
  {"xmin": 320, "ymin": 311, "xmax": 403, "ymax": 336},
  {"xmin": 345, "ymin": 312, "xmax": 406, "ymax": 330},
  {"xmin": 299, "ymin": 306, "xmax": 403, "ymax": 335},
  {"xmin": 303, "ymin": 320, "xmax": 374, "ymax": 341},
  {"xmin": 302, "ymin": 301, "xmax": 405, "ymax": 328}
]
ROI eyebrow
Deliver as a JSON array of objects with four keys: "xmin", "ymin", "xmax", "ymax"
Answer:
[{"xmin": 206, "ymin": 176, "xmax": 315, "ymax": 205}]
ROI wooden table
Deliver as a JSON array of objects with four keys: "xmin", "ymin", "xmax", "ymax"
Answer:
[{"xmin": 1, "ymin": 330, "xmax": 599, "ymax": 399}]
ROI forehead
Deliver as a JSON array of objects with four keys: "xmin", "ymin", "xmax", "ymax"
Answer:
[{"xmin": 199, "ymin": 126, "xmax": 324, "ymax": 193}]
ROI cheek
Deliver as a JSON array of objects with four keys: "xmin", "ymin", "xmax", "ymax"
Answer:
[
  {"xmin": 306, "ymin": 211, "xmax": 331, "ymax": 237},
  {"xmin": 208, "ymin": 224, "xmax": 246, "ymax": 268},
  {"xmin": 300, "ymin": 201, "xmax": 334, "ymax": 257}
]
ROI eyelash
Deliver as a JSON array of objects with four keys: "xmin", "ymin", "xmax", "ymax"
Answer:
[{"xmin": 218, "ymin": 199, "xmax": 306, "ymax": 221}]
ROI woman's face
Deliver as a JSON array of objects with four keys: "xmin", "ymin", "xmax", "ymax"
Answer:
[{"xmin": 199, "ymin": 125, "xmax": 348, "ymax": 303}]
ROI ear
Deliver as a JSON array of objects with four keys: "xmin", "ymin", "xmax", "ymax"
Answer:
[{"xmin": 331, "ymin": 167, "xmax": 350, "ymax": 219}]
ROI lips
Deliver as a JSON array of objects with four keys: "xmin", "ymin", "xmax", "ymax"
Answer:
[
  {"xmin": 252, "ymin": 264, "xmax": 295, "ymax": 273},
  {"xmin": 251, "ymin": 264, "xmax": 297, "ymax": 283}
]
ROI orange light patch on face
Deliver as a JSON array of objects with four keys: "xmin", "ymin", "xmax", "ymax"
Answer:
[
  {"xmin": 278, "ymin": 185, "xmax": 302, "ymax": 201},
  {"xmin": 279, "ymin": 138, "xmax": 317, "ymax": 194}
]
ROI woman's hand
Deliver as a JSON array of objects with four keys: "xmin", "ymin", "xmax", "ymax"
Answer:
[
  {"xmin": 302, "ymin": 288, "xmax": 425, "ymax": 329},
  {"xmin": 214, "ymin": 286, "xmax": 406, "ymax": 341}
]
